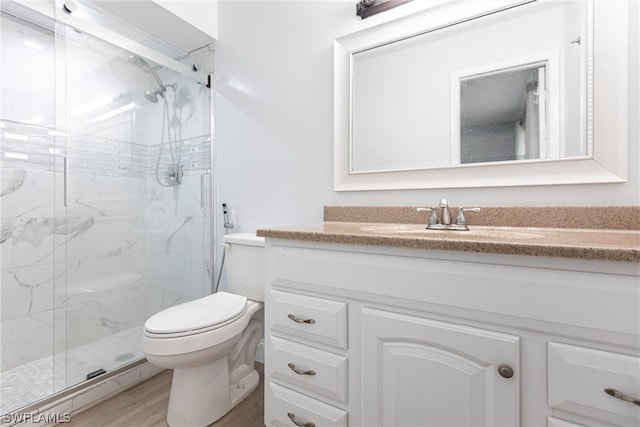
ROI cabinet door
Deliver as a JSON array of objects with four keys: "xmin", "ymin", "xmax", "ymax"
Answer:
[{"xmin": 361, "ymin": 308, "xmax": 519, "ymax": 427}]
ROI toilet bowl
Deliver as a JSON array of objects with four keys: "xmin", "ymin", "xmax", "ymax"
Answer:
[{"xmin": 142, "ymin": 233, "xmax": 265, "ymax": 427}]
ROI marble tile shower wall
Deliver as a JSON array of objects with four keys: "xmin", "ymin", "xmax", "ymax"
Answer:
[
  {"xmin": 144, "ymin": 76, "xmax": 213, "ymax": 317},
  {"xmin": 1, "ymin": 123, "xmax": 211, "ymax": 375},
  {"xmin": 1, "ymin": 122, "xmax": 145, "ymax": 373},
  {"xmin": 146, "ymin": 137, "xmax": 212, "ymax": 321}
]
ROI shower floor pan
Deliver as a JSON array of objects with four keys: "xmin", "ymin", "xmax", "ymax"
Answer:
[{"xmin": 0, "ymin": 326, "xmax": 143, "ymax": 415}]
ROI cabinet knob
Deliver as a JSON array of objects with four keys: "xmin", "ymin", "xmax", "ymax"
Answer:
[
  {"xmin": 497, "ymin": 364, "xmax": 514, "ymax": 379},
  {"xmin": 288, "ymin": 362, "xmax": 316, "ymax": 376},
  {"xmin": 604, "ymin": 388, "xmax": 640, "ymax": 406},
  {"xmin": 287, "ymin": 314, "xmax": 316, "ymax": 324},
  {"xmin": 287, "ymin": 412, "xmax": 315, "ymax": 427}
]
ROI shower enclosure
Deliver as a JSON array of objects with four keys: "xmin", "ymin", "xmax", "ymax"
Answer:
[{"xmin": 0, "ymin": 1, "xmax": 213, "ymax": 415}]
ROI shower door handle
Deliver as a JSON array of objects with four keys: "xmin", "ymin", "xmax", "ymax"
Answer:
[
  {"xmin": 63, "ymin": 156, "xmax": 69, "ymax": 208},
  {"xmin": 200, "ymin": 174, "xmax": 204, "ymax": 208}
]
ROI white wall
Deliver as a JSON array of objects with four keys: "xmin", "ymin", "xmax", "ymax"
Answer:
[
  {"xmin": 215, "ymin": 0, "xmax": 639, "ymax": 235},
  {"xmin": 152, "ymin": 0, "xmax": 218, "ymax": 40}
]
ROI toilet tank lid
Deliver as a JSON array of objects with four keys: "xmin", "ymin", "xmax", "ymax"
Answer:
[{"xmin": 223, "ymin": 233, "xmax": 265, "ymax": 247}]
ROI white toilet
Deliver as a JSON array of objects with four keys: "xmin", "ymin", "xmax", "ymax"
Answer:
[{"xmin": 142, "ymin": 233, "xmax": 265, "ymax": 427}]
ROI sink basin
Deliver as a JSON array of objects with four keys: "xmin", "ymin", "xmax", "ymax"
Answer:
[{"xmin": 360, "ymin": 224, "xmax": 544, "ymax": 240}]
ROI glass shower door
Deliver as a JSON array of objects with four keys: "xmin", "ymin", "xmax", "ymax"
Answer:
[
  {"xmin": 1, "ymin": 1, "xmax": 212, "ymax": 412},
  {"xmin": 0, "ymin": 8, "xmax": 58, "ymax": 414},
  {"xmin": 56, "ymin": 21, "xmax": 210, "ymax": 390},
  {"xmin": 55, "ymin": 23, "xmax": 153, "ymax": 389}
]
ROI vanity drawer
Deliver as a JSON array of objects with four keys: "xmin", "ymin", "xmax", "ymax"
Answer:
[
  {"xmin": 547, "ymin": 416, "xmax": 586, "ymax": 427},
  {"xmin": 270, "ymin": 336, "xmax": 348, "ymax": 403},
  {"xmin": 267, "ymin": 382, "xmax": 347, "ymax": 427},
  {"xmin": 270, "ymin": 290, "xmax": 347, "ymax": 349},
  {"xmin": 548, "ymin": 342, "xmax": 640, "ymax": 425}
]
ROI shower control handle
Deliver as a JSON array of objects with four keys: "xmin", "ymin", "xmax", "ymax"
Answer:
[
  {"xmin": 287, "ymin": 412, "xmax": 315, "ymax": 427},
  {"xmin": 288, "ymin": 363, "xmax": 316, "ymax": 376},
  {"xmin": 287, "ymin": 314, "xmax": 316, "ymax": 324}
]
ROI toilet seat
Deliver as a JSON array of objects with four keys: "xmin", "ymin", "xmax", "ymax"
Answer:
[
  {"xmin": 144, "ymin": 292, "xmax": 247, "ymax": 338},
  {"xmin": 142, "ymin": 300, "xmax": 263, "ymax": 357}
]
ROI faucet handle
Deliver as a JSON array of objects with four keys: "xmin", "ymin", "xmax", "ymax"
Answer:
[
  {"xmin": 417, "ymin": 207, "xmax": 438, "ymax": 225},
  {"xmin": 456, "ymin": 207, "xmax": 480, "ymax": 226}
]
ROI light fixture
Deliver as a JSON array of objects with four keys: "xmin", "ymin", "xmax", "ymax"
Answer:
[{"xmin": 356, "ymin": 0, "xmax": 412, "ymax": 19}]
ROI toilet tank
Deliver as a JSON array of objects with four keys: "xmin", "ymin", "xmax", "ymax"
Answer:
[{"xmin": 222, "ymin": 233, "xmax": 265, "ymax": 302}]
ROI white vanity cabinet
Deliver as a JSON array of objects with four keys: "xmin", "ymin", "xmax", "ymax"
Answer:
[
  {"xmin": 263, "ymin": 240, "xmax": 640, "ymax": 427},
  {"xmin": 265, "ymin": 289, "xmax": 349, "ymax": 426}
]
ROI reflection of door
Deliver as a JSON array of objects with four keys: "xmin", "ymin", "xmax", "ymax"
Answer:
[
  {"xmin": 361, "ymin": 308, "xmax": 520, "ymax": 426},
  {"xmin": 516, "ymin": 64, "xmax": 548, "ymax": 161},
  {"xmin": 452, "ymin": 52, "xmax": 557, "ymax": 165},
  {"xmin": 535, "ymin": 65, "xmax": 548, "ymax": 159}
]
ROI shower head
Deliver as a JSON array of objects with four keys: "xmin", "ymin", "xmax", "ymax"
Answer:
[
  {"xmin": 128, "ymin": 55, "xmax": 147, "ymax": 68},
  {"xmin": 144, "ymin": 89, "xmax": 162, "ymax": 103},
  {"xmin": 130, "ymin": 55, "xmax": 167, "ymax": 102},
  {"xmin": 130, "ymin": 56, "xmax": 163, "ymax": 85}
]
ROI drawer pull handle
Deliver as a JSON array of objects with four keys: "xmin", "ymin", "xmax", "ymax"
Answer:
[
  {"xmin": 604, "ymin": 388, "xmax": 640, "ymax": 407},
  {"xmin": 288, "ymin": 314, "xmax": 316, "ymax": 324},
  {"xmin": 287, "ymin": 412, "xmax": 315, "ymax": 427},
  {"xmin": 288, "ymin": 362, "xmax": 316, "ymax": 376}
]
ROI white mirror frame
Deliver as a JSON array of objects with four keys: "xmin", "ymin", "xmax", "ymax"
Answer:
[{"xmin": 334, "ymin": 0, "xmax": 628, "ymax": 191}]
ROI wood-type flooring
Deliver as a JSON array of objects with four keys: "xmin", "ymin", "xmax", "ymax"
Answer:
[{"xmin": 64, "ymin": 363, "xmax": 264, "ymax": 427}]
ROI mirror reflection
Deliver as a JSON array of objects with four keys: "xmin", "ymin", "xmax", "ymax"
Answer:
[
  {"xmin": 459, "ymin": 63, "xmax": 546, "ymax": 164},
  {"xmin": 350, "ymin": 0, "xmax": 588, "ymax": 174}
]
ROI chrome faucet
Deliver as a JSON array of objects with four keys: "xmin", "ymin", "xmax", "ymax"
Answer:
[
  {"xmin": 417, "ymin": 199, "xmax": 480, "ymax": 231},
  {"xmin": 439, "ymin": 198, "xmax": 452, "ymax": 225}
]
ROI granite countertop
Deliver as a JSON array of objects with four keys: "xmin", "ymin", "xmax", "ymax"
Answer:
[{"xmin": 257, "ymin": 214, "xmax": 640, "ymax": 263}]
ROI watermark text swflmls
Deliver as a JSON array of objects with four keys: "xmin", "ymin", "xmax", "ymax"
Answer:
[{"xmin": 1, "ymin": 411, "xmax": 71, "ymax": 424}]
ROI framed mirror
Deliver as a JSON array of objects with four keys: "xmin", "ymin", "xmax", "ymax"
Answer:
[{"xmin": 334, "ymin": 0, "xmax": 628, "ymax": 191}]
